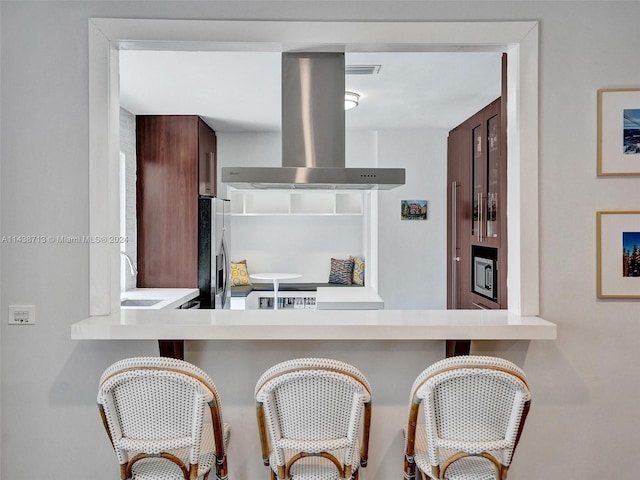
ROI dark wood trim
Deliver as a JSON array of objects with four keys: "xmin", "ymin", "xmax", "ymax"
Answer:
[
  {"xmin": 445, "ymin": 340, "xmax": 471, "ymax": 357},
  {"xmin": 158, "ymin": 340, "xmax": 184, "ymax": 360}
]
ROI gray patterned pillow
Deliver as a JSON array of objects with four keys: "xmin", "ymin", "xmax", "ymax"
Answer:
[{"xmin": 328, "ymin": 258, "xmax": 354, "ymax": 285}]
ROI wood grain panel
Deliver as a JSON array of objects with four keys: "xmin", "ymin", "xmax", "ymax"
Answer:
[
  {"xmin": 448, "ymin": 95, "xmax": 506, "ymax": 310},
  {"xmin": 137, "ymin": 115, "xmax": 199, "ymax": 288},
  {"xmin": 198, "ymin": 118, "xmax": 217, "ymax": 196},
  {"xmin": 447, "ymin": 126, "xmax": 472, "ymax": 309}
]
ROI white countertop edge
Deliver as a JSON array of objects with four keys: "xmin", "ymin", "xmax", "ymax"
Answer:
[{"xmin": 71, "ymin": 309, "xmax": 557, "ymax": 341}]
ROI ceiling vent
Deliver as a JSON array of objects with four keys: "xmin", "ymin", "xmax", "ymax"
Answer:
[{"xmin": 345, "ymin": 64, "xmax": 382, "ymax": 75}]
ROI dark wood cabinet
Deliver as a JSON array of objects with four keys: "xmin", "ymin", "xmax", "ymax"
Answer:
[
  {"xmin": 448, "ymin": 97, "xmax": 507, "ymax": 310},
  {"xmin": 136, "ymin": 115, "xmax": 217, "ymax": 288},
  {"xmin": 198, "ymin": 119, "xmax": 217, "ymax": 196}
]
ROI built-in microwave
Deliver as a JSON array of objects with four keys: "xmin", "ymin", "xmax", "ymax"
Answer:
[{"xmin": 472, "ymin": 246, "xmax": 497, "ymax": 301}]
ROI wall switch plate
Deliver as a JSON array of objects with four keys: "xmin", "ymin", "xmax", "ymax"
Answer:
[{"xmin": 8, "ymin": 305, "xmax": 36, "ymax": 325}]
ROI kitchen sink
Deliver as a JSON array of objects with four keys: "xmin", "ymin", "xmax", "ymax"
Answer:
[{"xmin": 120, "ymin": 299, "xmax": 162, "ymax": 307}]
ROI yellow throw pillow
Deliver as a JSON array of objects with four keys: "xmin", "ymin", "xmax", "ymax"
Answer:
[
  {"xmin": 230, "ymin": 260, "xmax": 251, "ymax": 286},
  {"xmin": 351, "ymin": 256, "xmax": 365, "ymax": 286}
]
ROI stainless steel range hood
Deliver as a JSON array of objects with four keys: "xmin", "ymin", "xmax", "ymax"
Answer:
[{"xmin": 221, "ymin": 52, "xmax": 405, "ymax": 190}]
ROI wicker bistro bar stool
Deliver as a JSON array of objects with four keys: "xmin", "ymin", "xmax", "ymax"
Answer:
[
  {"xmin": 403, "ymin": 356, "xmax": 531, "ymax": 480},
  {"xmin": 255, "ymin": 358, "xmax": 372, "ymax": 480},
  {"xmin": 97, "ymin": 357, "xmax": 230, "ymax": 480}
]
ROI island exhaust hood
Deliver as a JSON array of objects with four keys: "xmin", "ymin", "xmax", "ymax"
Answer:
[{"xmin": 221, "ymin": 52, "xmax": 405, "ymax": 190}]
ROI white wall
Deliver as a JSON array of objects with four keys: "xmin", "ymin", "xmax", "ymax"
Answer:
[
  {"xmin": 231, "ymin": 214, "xmax": 364, "ymax": 283},
  {"xmin": 377, "ymin": 129, "xmax": 448, "ymax": 309},
  {"xmin": 3, "ymin": 2, "xmax": 640, "ymax": 480},
  {"xmin": 217, "ymin": 131, "xmax": 282, "ymax": 176}
]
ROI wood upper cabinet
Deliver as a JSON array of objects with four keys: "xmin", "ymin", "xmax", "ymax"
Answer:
[
  {"xmin": 198, "ymin": 118, "xmax": 217, "ymax": 196},
  {"xmin": 136, "ymin": 115, "xmax": 217, "ymax": 288}
]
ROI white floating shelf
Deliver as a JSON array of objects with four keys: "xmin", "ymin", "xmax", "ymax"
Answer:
[{"xmin": 229, "ymin": 189, "xmax": 364, "ymax": 216}]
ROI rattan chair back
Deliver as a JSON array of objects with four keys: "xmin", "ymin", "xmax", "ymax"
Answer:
[
  {"xmin": 404, "ymin": 355, "xmax": 531, "ymax": 480},
  {"xmin": 97, "ymin": 356, "xmax": 229, "ymax": 480},
  {"xmin": 255, "ymin": 358, "xmax": 372, "ymax": 480}
]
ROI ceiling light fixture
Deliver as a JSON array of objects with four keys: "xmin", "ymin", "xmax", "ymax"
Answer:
[{"xmin": 345, "ymin": 91, "xmax": 360, "ymax": 110}]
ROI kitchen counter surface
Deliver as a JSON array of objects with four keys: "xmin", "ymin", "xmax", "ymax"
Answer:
[
  {"xmin": 120, "ymin": 288, "xmax": 199, "ymax": 310},
  {"xmin": 316, "ymin": 286, "xmax": 384, "ymax": 310},
  {"xmin": 71, "ymin": 308, "xmax": 556, "ymax": 341}
]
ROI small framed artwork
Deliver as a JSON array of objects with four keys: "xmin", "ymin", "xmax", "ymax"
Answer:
[
  {"xmin": 597, "ymin": 88, "xmax": 640, "ymax": 176},
  {"xmin": 597, "ymin": 210, "xmax": 640, "ymax": 298},
  {"xmin": 401, "ymin": 200, "xmax": 427, "ymax": 220}
]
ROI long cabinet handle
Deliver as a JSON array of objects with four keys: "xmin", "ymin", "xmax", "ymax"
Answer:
[
  {"xmin": 476, "ymin": 193, "xmax": 480, "ymax": 242},
  {"xmin": 479, "ymin": 192, "xmax": 485, "ymax": 242},
  {"xmin": 220, "ymin": 233, "xmax": 230, "ymax": 309},
  {"xmin": 451, "ymin": 181, "xmax": 458, "ymax": 309}
]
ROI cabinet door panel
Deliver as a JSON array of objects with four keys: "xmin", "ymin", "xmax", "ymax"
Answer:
[
  {"xmin": 447, "ymin": 127, "xmax": 472, "ymax": 309},
  {"xmin": 471, "ymin": 123, "xmax": 483, "ymax": 241},
  {"xmin": 486, "ymin": 114, "xmax": 500, "ymax": 239},
  {"xmin": 469, "ymin": 99, "xmax": 501, "ymax": 248},
  {"xmin": 198, "ymin": 118, "xmax": 217, "ymax": 196},
  {"xmin": 137, "ymin": 115, "xmax": 199, "ymax": 288}
]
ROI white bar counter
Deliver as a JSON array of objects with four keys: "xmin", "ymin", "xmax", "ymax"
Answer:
[{"xmin": 71, "ymin": 309, "xmax": 556, "ymax": 341}]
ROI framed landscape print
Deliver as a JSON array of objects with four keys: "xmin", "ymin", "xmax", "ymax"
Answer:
[
  {"xmin": 597, "ymin": 210, "xmax": 640, "ymax": 298},
  {"xmin": 597, "ymin": 88, "xmax": 640, "ymax": 176}
]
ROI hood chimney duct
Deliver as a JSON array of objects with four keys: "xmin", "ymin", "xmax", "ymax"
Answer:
[{"xmin": 282, "ymin": 53, "xmax": 345, "ymax": 169}]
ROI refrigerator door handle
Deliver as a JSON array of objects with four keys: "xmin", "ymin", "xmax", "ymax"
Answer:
[{"xmin": 219, "ymin": 230, "xmax": 230, "ymax": 309}]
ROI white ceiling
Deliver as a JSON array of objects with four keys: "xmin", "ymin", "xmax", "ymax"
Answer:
[{"xmin": 119, "ymin": 50, "xmax": 502, "ymax": 132}]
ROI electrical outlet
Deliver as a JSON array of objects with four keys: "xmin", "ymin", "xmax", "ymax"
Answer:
[{"xmin": 8, "ymin": 305, "xmax": 36, "ymax": 325}]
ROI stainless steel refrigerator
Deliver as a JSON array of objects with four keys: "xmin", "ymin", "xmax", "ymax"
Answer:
[{"xmin": 198, "ymin": 197, "xmax": 231, "ymax": 309}]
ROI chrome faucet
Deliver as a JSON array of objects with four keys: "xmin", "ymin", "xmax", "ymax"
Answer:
[{"xmin": 120, "ymin": 251, "xmax": 138, "ymax": 276}]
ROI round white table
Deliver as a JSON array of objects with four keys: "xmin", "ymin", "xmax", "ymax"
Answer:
[{"xmin": 249, "ymin": 273, "xmax": 302, "ymax": 309}]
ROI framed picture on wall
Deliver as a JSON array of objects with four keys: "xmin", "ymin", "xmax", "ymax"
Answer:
[
  {"xmin": 401, "ymin": 200, "xmax": 427, "ymax": 220},
  {"xmin": 597, "ymin": 210, "xmax": 640, "ymax": 298},
  {"xmin": 597, "ymin": 88, "xmax": 640, "ymax": 176}
]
